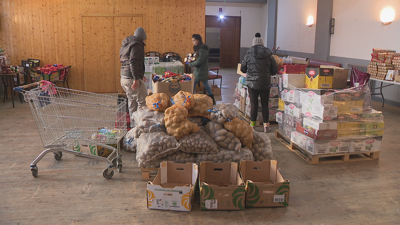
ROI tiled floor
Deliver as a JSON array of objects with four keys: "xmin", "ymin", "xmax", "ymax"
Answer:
[{"xmin": 1, "ymin": 70, "xmax": 400, "ymax": 224}]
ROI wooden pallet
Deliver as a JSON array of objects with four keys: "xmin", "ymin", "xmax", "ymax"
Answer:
[
  {"xmin": 275, "ymin": 130, "xmax": 380, "ymax": 165},
  {"xmin": 238, "ymin": 110, "xmax": 278, "ymax": 127},
  {"xmin": 141, "ymin": 168, "xmax": 158, "ymax": 180}
]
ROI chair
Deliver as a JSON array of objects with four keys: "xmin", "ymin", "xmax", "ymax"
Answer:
[
  {"xmin": 145, "ymin": 51, "xmax": 161, "ymax": 58},
  {"xmin": 59, "ymin": 66, "xmax": 71, "ymax": 88},
  {"xmin": 162, "ymin": 52, "xmax": 181, "ymax": 62},
  {"xmin": 208, "ymin": 67, "xmax": 222, "ymax": 88}
]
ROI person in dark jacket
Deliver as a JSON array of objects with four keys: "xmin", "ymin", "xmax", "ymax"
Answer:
[
  {"xmin": 120, "ymin": 27, "xmax": 148, "ymax": 124},
  {"xmin": 189, "ymin": 34, "xmax": 215, "ymax": 104},
  {"xmin": 241, "ymin": 33, "xmax": 278, "ymax": 132}
]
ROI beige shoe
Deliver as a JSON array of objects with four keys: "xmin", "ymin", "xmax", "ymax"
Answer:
[{"xmin": 263, "ymin": 123, "xmax": 271, "ymax": 133}]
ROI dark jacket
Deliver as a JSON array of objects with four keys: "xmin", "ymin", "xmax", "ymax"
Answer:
[
  {"xmin": 189, "ymin": 44, "xmax": 209, "ymax": 82},
  {"xmin": 241, "ymin": 45, "xmax": 278, "ymax": 90},
  {"xmin": 120, "ymin": 35, "xmax": 145, "ymax": 80}
]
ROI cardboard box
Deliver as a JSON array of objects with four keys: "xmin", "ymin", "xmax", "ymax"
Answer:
[
  {"xmin": 240, "ymin": 160, "xmax": 290, "ymax": 207},
  {"xmin": 276, "ymin": 111, "xmax": 284, "ymax": 123},
  {"xmin": 147, "ymin": 161, "xmax": 198, "ymax": 212},
  {"xmin": 152, "ymin": 74, "xmax": 194, "ymax": 98},
  {"xmin": 269, "ymin": 109, "xmax": 277, "ymax": 121},
  {"xmin": 305, "ymin": 68, "xmax": 333, "ymax": 89},
  {"xmin": 283, "ymin": 89, "xmax": 301, "ymax": 103},
  {"xmin": 291, "ymin": 131, "xmax": 309, "ymax": 149},
  {"xmin": 211, "ymin": 85, "xmax": 221, "ymax": 96},
  {"xmin": 195, "ymin": 81, "xmax": 204, "ymax": 93},
  {"xmin": 271, "ymin": 75, "xmax": 279, "ymax": 87},
  {"xmin": 284, "ymin": 103, "xmax": 302, "ymax": 119},
  {"xmin": 302, "ymin": 103, "xmax": 338, "ymax": 121},
  {"xmin": 240, "ymin": 96, "xmax": 246, "ymax": 112},
  {"xmin": 269, "ymin": 98, "xmax": 279, "ymax": 108},
  {"xmin": 199, "ymin": 162, "xmax": 246, "ymax": 210},
  {"xmin": 320, "ymin": 65, "xmax": 349, "ymax": 89},
  {"xmin": 296, "ymin": 121, "xmax": 338, "ymax": 140},
  {"xmin": 306, "ymin": 139, "xmax": 350, "ymax": 155},
  {"xmin": 237, "ymin": 63, "xmax": 246, "ymax": 76},
  {"xmin": 349, "ymin": 136, "xmax": 382, "ymax": 153},
  {"xmin": 270, "ymin": 87, "xmax": 279, "ymax": 97},
  {"xmin": 283, "ymin": 73, "xmax": 305, "ymax": 88},
  {"xmin": 278, "ymin": 98, "xmax": 285, "ymax": 111},
  {"xmin": 334, "ymin": 100, "xmax": 364, "ymax": 115},
  {"xmin": 278, "ymin": 65, "xmax": 307, "ymax": 74},
  {"xmin": 299, "ymin": 89, "xmax": 334, "ymax": 106}
]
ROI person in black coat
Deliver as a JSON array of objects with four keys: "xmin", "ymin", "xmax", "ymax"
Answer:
[{"xmin": 241, "ymin": 33, "xmax": 278, "ymax": 132}]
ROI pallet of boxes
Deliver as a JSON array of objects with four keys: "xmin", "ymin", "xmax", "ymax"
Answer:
[
  {"xmin": 275, "ymin": 65, "xmax": 383, "ymax": 164},
  {"xmin": 234, "ymin": 63, "xmax": 280, "ymax": 126}
]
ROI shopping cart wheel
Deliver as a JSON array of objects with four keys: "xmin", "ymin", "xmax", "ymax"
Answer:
[
  {"xmin": 117, "ymin": 163, "xmax": 123, "ymax": 173},
  {"xmin": 103, "ymin": 168, "xmax": 114, "ymax": 179},
  {"xmin": 31, "ymin": 166, "xmax": 38, "ymax": 178},
  {"xmin": 54, "ymin": 152, "xmax": 62, "ymax": 161}
]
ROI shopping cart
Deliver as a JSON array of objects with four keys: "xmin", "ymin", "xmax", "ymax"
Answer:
[{"xmin": 14, "ymin": 81, "xmax": 127, "ymax": 179}]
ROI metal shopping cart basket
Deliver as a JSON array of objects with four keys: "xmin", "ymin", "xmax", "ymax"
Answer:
[{"xmin": 14, "ymin": 81, "xmax": 127, "ymax": 179}]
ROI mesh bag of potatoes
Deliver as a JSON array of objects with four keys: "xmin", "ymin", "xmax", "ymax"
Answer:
[
  {"xmin": 146, "ymin": 93, "xmax": 170, "ymax": 112},
  {"xmin": 122, "ymin": 130, "xmax": 138, "ymax": 152},
  {"xmin": 136, "ymin": 132, "xmax": 180, "ymax": 166},
  {"xmin": 132, "ymin": 108, "xmax": 165, "ymax": 130},
  {"xmin": 188, "ymin": 94, "xmax": 213, "ymax": 119},
  {"xmin": 138, "ymin": 152, "xmax": 197, "ymax": 169},
  {"xmin": 165, "ymin": 106, "xmax": 200, "ymax": 139},
  {"xmin": 210, "ymin": 103, "xmax": 240, "ymax": 124},
  {"xmin": 224, "ymin": 117, "xmax": 254, "ymax": 149},
  {"xmin": 195, "ymin": 148, "xmax": 253, "ymax": 164},
  {"xmin": 172, "ymin": 91, "xmax": 195, "ymax": 110},
  {"xmin": 206, "ymin": 121, "xmax": 241, "ymax": 151},
  {"xmin": 252, "ymin": 131, "xmax": 274, "ymax": 161},
  {"xmin": 178, "ymin": 129, "xmax": 219, "ymax": 154}
]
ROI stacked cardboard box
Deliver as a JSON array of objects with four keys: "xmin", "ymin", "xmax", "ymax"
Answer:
[
  {"xmin": 368, "ymin": 49, "xmax": 399, "ymax": 80},
  {"xmin": 235, "ymin": 75, "xmax": 279, "ymax": 123},
  {"xmin": 147, "ymin": 160, "xmax": 290, "ymax": 212},
  {"xmin": 277, "ymin": 71, "xmax": 384, "ymax": 156}
]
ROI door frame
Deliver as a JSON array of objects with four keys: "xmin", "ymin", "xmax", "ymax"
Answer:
[{"xmin": 205, "ymin": 15, "xmax": 241, "ymax": 68}]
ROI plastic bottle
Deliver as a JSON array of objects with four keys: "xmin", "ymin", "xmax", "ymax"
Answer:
[{"xmin": 288, "ymin": 57, "xmax": 293, "ymax": 65}]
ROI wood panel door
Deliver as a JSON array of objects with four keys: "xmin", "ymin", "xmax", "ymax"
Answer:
[
  {"xmin": 220, "ymin": 28, "xmax": 235, "ymax": 68},
  {"xmin": 114, "ymin": 16, "xmax": 143, "ymax": 93},
  {"xmin": 205, "ymin": 15, "xmax": 241, "ymax": 68},
  {"xmin": 83, "ymin": 17, "xmax": 115, "ymax": 93}
]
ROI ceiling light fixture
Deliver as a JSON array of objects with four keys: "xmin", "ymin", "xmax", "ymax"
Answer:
[{"xmin": 381, "ymin": 7, "xmax": 395, "ymax": 25}]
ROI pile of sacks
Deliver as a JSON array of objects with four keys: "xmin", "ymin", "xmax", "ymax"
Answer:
[{"xmin": 122, "ymin": 91, "xmax": 274, "ymax": 169}]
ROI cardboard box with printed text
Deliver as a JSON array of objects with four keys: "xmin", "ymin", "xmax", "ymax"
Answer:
[
  {"xmin": 199, "ymin": 162, "xmax": 246, "ymax": 211},
  {"xmin": 240, "ymin": 160, "xmax": 290, "ymax": 208},
  {"xmin": 147, "ymin": 161, "xmax": 198, "ymax": 212}
]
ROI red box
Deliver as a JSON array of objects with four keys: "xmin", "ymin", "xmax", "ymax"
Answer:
[
  {"xmin": 278, "ymin": 65, "xmax": 307, "ymax": 75},
  {"xmin": 295, "ymin": 122, "xmax": 338, "ymax": 140}
]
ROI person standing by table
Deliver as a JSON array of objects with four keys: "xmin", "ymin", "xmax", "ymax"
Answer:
[
  {"xmin": 189, "ymin": 34, "xmax": 215, "ymax": 104},
  {"xmin": 241, "ymin": 33, "xmax": 278, "ymax": 133},
  {"xmin": 120, "ymin": 27, "xmax": 148, "ymax": 125}
]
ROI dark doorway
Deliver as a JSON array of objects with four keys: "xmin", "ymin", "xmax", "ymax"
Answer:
[
  {"xmin": 206, "ymin": 27, "xmax": 221, "ymax": 64},
  {"xmin": 205, "ymin": 15, "xmax": 241, "ymax": 68}
]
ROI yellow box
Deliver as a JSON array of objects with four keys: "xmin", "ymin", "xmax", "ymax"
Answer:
[
  {"xmin": 278, "ymin": 98, "xmax": 285, "ymax": 111},
  {"xmin": 305, "ymin": 68, "xmax": 334, "ymax": 89},
  {"xmin": 334, "ymin": 100, "xmax": 364, "ymax": 115}
]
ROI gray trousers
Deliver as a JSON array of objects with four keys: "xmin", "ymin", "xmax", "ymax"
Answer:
[{"xmin": 120, "ymin": 78, "xmax": 147, "ymax": 124}]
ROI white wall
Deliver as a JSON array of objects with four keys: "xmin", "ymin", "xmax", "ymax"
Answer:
[
  {"xmin": 276, "ymin": 0, "xmax": 318, "ymax": 54},
  {"xmin": 330, "ymin": 0, "xmax": 400, "ymax": 60},
  {"xmin": 262, "ymin": 2, "xmax": 269, "ymax": 45},
  {"xmin": 205, "ymin": 2, "xmax": 267, "ymax": 48},
  {"xmin": 330, "ymin": 0, "xmax": 400, "ymax": 104}
]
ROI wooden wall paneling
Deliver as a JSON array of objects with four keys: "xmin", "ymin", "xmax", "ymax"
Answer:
[
  {"xmin": 82, "ymin": 17, "xmax": 115, "ymax": 93},
  {"xmin": 235, "ymin": 17, "xmax": 241, "ymax": 64},
  {"xmin": 220, "ymin": 28, "xmax": 235, "ymax": 68},
  {"xmin": 0, "ymin": 0, "xmax": 206, "ymax": 92},
  {"xmin": 114, "ymin": 16, "xmax": 144, "ymax": 93}
]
